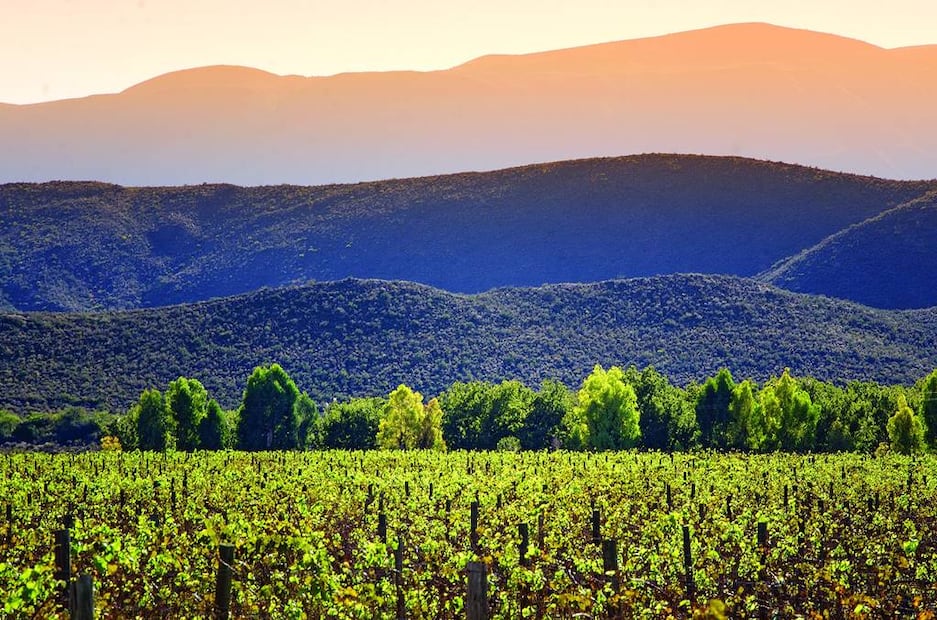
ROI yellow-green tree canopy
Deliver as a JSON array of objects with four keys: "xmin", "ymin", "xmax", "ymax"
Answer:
[
  {"xmin": 887, "ymin": 394, "xmax": 925, "ymax": 455},
  {"xmin": 921, "ymin": 369, "xmax": 937, "ymax": 448},
  {"xmin": 566, "ymin": 365, "xmax": 640, "ymax": 450},
  {"xmin": 377, "ymin": 385, "xmax": 446, "ymax": 450}
]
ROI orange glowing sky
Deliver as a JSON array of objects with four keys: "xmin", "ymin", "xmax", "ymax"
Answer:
[{"xmin": 2, "ymin": 0, "xmax": 936, "ymax": 105}]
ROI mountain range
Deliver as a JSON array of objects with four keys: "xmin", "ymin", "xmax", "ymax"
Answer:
[
  {"xmin": 3, "ymin": 22, "xmax": 937, "ymax": 416},
  {"xmin": 760, "ymin": 190, "xmax": 937, "ymax": 308},
  {"xmin": 2, "ymin": 23, "xmax": 936, "ymax": 185},
  {"xmin": 2, "ymin": 275, "xmax": 935, "ymax": 413},
  {"xmin": 3, "ymin": 155, "xmax": 936, "ymax": 313}
]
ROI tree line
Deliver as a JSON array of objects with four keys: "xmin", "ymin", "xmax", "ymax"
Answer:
[{"xmin": 3, "ymin": 364, "xmax": 936, "ymax": 455}]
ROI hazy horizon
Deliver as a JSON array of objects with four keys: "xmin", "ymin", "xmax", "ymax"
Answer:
[
  {"xmin": 2, "ymin": 21, "xmax": 935, "ymax": 185},
  {"xmin": 3, "ymin": 0, "xmax": 937, "ymax": 105}
]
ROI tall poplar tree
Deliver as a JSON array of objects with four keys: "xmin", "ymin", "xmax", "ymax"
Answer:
[
  {"xmin": 135, "ymin": 388, "xmax": 175, "ymax": 451},
  {"xmin": 887, "ymin": 394, "xmax": 925, "ymax": 455},
  {"xmin": 236, "ymin": 364, "xmax": 301, "ymax": 450},
  {"xmin": 166, "ymin": 377, "xmax": 209, "ymax": 451},
  {"xmin": 921, "ymin": 369, "xmax": 937, "ymax": 448}
]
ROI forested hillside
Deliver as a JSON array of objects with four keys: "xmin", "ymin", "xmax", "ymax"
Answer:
[
  {"xmin": 760, "ymin": 191, "xmax": 937, "ymax": 309},
  {"xmin": 2, "ymin": 155, "xmax": 934, "ymax": 312},
  {"xmin": 1, "ymin": 275, "xmax": 935, "ymax": 413}
]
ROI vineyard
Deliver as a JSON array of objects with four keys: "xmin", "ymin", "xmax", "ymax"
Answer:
[{"xmin": 1, "ymin": 450, "xmax": 935, "ymax": 618}]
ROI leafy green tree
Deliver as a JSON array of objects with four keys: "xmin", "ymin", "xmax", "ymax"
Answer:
[
  {"xmin": 198, "ymin": 399, "xmax": 232, "ymax": 450},
  {"xmin": 668, "ymin": 394, "xmax": 699, "ymax": 450},
  {"xmin": 419, "ymin": 398, "xmax": 446, "ymax": 450},
  {"xmin": 853, "ymin": 408, "xmax": 880, "ymax": 453},
  {"xmin": 800, "ymin": 377, "xmax": 847, "ymax": 450},
  {"xmin": 522, "ymin": 380, "xmax": 573, "ymax": 449},
  {"xmin": 623, "ymin": 366, "xmax": 696, "ymax": 450},
  {"xmin": 825, "ymin": 418, "xmax": 853, "ymax": 452},
  {"xmin": 727, "ymin": 380, "xmax": 757, "ymax": 450},
  {"xmin": 135, "ymin": 388, "xmax": 175, "ymax": 451},
  {"xmin": 294, "ymin": 393, "xmax": 319, "ymax": 449},
  {"xmin": 0, "ymin": 410, "xmax": 19, "ymax": 442},
  {"xmin": 568, "ymin": 365, "xmax": 640, "ymax": 450},
  {"xmin": 166, "ymin": 377, "xmax": 209, "ymax": 451},
  {"xmin": 771, "ymin": 369, "xmax": 820, "ymax": 452},
  {"xmin": 751, "ymin": 386, "xmax": 781, "ymax": 451},
  {"xmin": 750, "ymin": 370, "xmax": 820, "ymax": 452},
  {"xmin": 113, "ymin": 412, "xmax": 139, "ymax": 451},
  {"xmin": 237, "ymin": 364, "xmax": 301, "ymax": 450},
  {"xmin": 485, "ymin": 381, "xmax": 532, "ymax": 449},
  {"xmin": 921, "ymin": 369, "xmax": 937, "ymax": 448},
  {"xmin": 12, "ymin": 414, "xmax": 57, "ymax": 443},
  {"xmin": 377, "ymin": 385, "xmax": 445, "ymax": 450},
  {"xmin": 496, "ymin": 436, "xmax": 522, "ymax": 451},
  {"xmin": 622, "ymin": 365, "xmax": 664, "ymax": 449},
  {"xmin": 0, "ymin": 411, "xmax": 18, "ymax": 440},
  {"xmin": 440, "ymin": 381, "xmax": 532, "ymax": 450},
  {"xmin": 887, "ymin": 394, "xmax": 925, "ymax": 455},
  {"xmin": 695, "ymin": 368, "xmax": 735, "ymax": 448},
  {"xmin": 317, "ymin": 398, "xmax": 383, "ymax": 449},
  {"xmin": 844, "ymin": 381, "xmax": 905, "ymax": 451},
  {"xmin": 54, "ymin": 407, "xmax": 109, "ymax": 445},
  {"xmin": 440, "ymin": 382, "xmax": 491, "ymax": 450}
]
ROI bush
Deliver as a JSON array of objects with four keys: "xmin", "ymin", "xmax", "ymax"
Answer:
[
  {"xmin": 100, "ymin": 435, "xmax": 122, "ymax": 451},
  {"xmin": 0, "ymin": 410, "xmax": 19, "ymax": 442},
  {"xmin": 496, "ymin": 436, "xmax": 521, "ymax": 452}
]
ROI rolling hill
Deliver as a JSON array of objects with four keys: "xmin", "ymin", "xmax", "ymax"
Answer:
[
  {"xmin": 3, "ymin": 155, "xmax": 935, "ymax": 312},
  {"xmin": 760, "ymin": 190, "xmax": 937, "ymax": 309},
  {"xmin": 2, "ymin": 23, "xmax": 936, "ymax": 185},
  {"xmin": 1, "ymin": 275, "xmax": 935, "ymax": 414}
]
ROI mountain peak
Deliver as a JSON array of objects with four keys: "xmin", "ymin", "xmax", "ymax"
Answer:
[
  {"xmin": 455, "ymin": 22, "xmax": 887, "ymax": 75},
  {"xmin": 120, "ymin": 65, "xmax": 287, "ymax": 97}
]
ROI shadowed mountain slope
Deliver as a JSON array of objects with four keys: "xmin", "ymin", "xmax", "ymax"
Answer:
[
  {"xmin": 760, "ymin": 191, "xmax": 937, "ymax": 309},
  {"xmin": 2, "ymin": 155, "xmax": 935, "ymax": 312},
  {"xmin": 2, "ymin": 23, "xmax": 936, "ymax": 185},
  {"xmin": 1, "ymin": 275, "xmax": 935, "ymax": 413}
]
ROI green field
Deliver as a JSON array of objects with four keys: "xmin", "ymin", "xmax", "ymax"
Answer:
[{"xmin": 1, "ymin": 450, "xmax": 935, "ymax": 618}]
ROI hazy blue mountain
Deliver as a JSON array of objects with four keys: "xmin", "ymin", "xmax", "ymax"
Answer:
[
  {"xmin": 760, "ymin": 191, "xmax": 937, "ymax": 309},
  {"xmin": 3, "ymin": 155, "xmax": 933, "ymax": 312}
]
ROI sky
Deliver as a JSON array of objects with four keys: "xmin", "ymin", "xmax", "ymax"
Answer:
[{"xmin": 2, "ymin": 0, "xmax": 936, "ymax": 105}]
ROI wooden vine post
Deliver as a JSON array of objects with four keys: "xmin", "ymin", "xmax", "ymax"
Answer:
[
  {"xmin": 591, "ymin": 508, "xmax": 601, "ymax": 544},
  {"xmin": 394, "ymin": 540, "xmax": 405, "ymax": 620},
  {"xmin": 214, "ymin": 544, "xmax": 235, "ymax": 620},
  {"xmin": 466, "ymin": 562, "xmax": 488, "ymax": 620},
  {"xmin": 682, "ymin": 525, "xmax": 694, "ymax": 600},
  {"xmin": 54, "ymin": 529, "xmax": 71, "ymax": 603},
  {"xmin": 72, "ymin": 574, "xmax": 94, "ymax": 620}
]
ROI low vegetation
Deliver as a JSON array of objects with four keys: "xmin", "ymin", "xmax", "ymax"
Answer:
[
  {"xmin": 1, "ymin": 450, "xmax": 935, "ymax": 617},
  {"xmin": 2, "ymin": 275, "xmax": 936, "ymax": 415}
]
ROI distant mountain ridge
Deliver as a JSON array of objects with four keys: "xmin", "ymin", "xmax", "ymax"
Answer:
[
  {"xmin": 760, "ymin": 191, "xmax": 937, "ymax": 308},
  {"xmin": 3, "ymin": 154, "xmax": 935, "ymax": 312},
  {"xmin": 2, "ymin": 275, "xmax": 935, "ymax": 413},
  {"xmin": 2, "ymin": 23, "xmax": 936, "ymax": 184}
]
